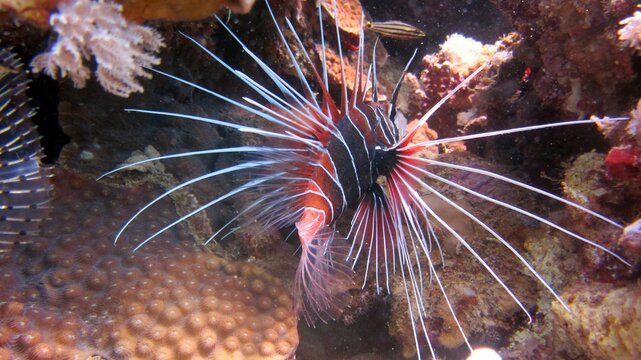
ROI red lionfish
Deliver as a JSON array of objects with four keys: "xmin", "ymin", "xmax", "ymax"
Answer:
[{"xmin": 102, "ymin": 0, "xmax": 630, "ymax": 358}]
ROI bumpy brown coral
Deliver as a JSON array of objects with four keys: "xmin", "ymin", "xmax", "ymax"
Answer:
[
  {"xmin": 0, "ymin": 169, "xmax": 298, "ymax": 359},
  {"xmin": 552, "ymin": 282, "xmax": 641, "ymax": 360}
]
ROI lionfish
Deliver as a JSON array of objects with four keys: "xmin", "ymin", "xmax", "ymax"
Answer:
[
  {"xmin": 104, "ymin": 1, "xmax": 629, "ymax": 358},
  {"xmin": 0, "ymin": 48, "xmax": 52, "ymax": 251}
]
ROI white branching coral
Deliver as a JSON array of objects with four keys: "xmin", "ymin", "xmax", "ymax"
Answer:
[
  {"xmin": 30, "ymin": 0, "xmax": 164, "ymax": 97},
  {"xmin": 433, "ymin": 33, "xmax": 513, "ymax": 77},
  {"xmin": 618, "ymin": 6, "xmax": 641, "ymax": 52}
]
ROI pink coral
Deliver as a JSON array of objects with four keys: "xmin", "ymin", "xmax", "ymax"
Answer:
[
  {"xmin": 618, "ymin": 5, "xmax": 641, "ymax": 52},
  {"xmin": 30, "ymin": 0, "xmax": 164, "ymax": 97}
]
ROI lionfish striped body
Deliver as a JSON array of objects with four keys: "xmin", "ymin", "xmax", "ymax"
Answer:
[{"xmin": 109, "ymin": 1, "xmax": 630, "ymax": 358}]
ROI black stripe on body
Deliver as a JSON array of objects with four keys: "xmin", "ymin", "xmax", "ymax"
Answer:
[{"xmin": 325, "ymin": 111, "xmax": 376, "ymax": 217}]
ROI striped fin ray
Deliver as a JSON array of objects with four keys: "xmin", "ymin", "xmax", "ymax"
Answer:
[
  {"xmin": 264, "ymin": 1, "xmax": 321, "ymax": 113},
  {"xmin": 346, "ymin": 184, "xmax": 397, "ymax": 293},
  {"xmin": 387, "ymin": 165, "xmax": 474, "ymax": 358},
  {"xmin": 109, "ymin": 160, "xmax": 275, "ymax": 245},
  {"xmin": 350, "ymin": 74, "xmax": 630, "ymax": 359},
  {"xmin": 213, "ymin": 15, "xmax": 338, "ymax": 138},
  {"xmin": 328, "ymin": 0, "xmax": 350, "ymax": 115},
  {"xmin": 349, "ymin": 13, "xmax": 367, "ymax": 109},
  {"xmin": 362, "ymin": 106, "xmax": 629, "ymax": 358},
  {"xmin": 395, "ymin": 159, "xmax": 572, "ymax": 310},
  {"xmin": 131, "ymin": 175, "xmax": 275, "ymax": 252},
  {"xmin": 293, "ymin": 216, "xmax": 354, "ymax": 324},
  {"xmin": 283, "ymin": 15, "xmax": 341, "ymax": 125},
  {"xmin": 178, "ymin": 31, "xmax": 331, "ymax": 139},
  {"xmin": 0, "ymin": 48, "xmax": 52, "ymax": 249}
]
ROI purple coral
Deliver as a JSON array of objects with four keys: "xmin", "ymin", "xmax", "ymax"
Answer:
[{"xmin": 30, "ymin": 0, "xmax": 164, "ymax": 97}]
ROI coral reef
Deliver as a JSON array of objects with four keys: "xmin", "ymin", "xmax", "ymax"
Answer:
[
  {"xmin": 562, "ymin": 151, "xmax": 641, "ymax": 278},
  {"xmin": 403, "ymin": 32, "xmax": 518, "ymax": 139},
  {"xmin": 0, "ymin": 169, "xmax": 298, "ymax": 359},
  {"xmin": 30, "ymin": 0, "xmax": 165, "ymax": 97},
  {"xmin": 492, "ymin": 0, "xmax": 637, "ymax": 116},
  {"xmin": 499, "ymin": 231, "xmax": 583, "ymax": 360},
  {"xmin": 2, "ymin": 0, "xmax": 640, "ymax": 359},
  {"xmin": 552, "ymin": 282, "xmax": 641, "ymax": 360},
  {"xmin": 362, "ymin": 0, "xmax": 509, "ymax": 45}
]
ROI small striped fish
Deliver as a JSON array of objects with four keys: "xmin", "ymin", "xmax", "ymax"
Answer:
[
  {"xmin": 366, "ymin": 20, "xmax": 426, "ymax": 40},
  {"xmin": 0, "ymin": 48, "xmax": 52, "ymax": 251}
]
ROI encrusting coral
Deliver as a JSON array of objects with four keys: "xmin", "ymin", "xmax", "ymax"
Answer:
[
  {"xmin": 0, "ymin": 169, "xmax": 298, "ymax": 359},
  {"xmin": 30, "ymin": 0, "xmax": 164, "ymax": 97},
  {"xmin": 319, "ymin": 0, "xmax": 363, "ymax": 37},
  {"xmin": 119, "ymin": 0, "xmax": 256, "ymax": 22},
  {"xmin": 552, "ymin": 282, "xmax": 641, "ymax": 360},
  {"xmin": 492, "ymin": 0, "xmax": 636, "ymax": 116},
  {"xmin": 403, "ymin": 32, "xmax": 517, "ymax": 140},
  {"xmin": 0, "ymin": 0, "xmax": 256, "ymax": 28}
]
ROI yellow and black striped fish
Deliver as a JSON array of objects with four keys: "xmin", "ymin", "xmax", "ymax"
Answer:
[{"xmin": 365, "ymin": 20, "xmax": 426, "ymax": 40}]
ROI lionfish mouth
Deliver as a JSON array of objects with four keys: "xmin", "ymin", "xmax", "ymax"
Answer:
[{"xmin": 102, "ymin": 0, "xmax": 630, "ymax": 358}]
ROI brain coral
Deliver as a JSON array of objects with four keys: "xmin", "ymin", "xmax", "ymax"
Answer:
[{"xmin": 0, "ymin": 169, "xmax": 298, "ymax": 359}]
